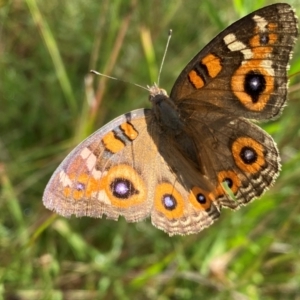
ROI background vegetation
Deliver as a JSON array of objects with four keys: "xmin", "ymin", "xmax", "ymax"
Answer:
[{"xmin": 1, "ymin": 0, "xmax": 300, "ymax": 299}]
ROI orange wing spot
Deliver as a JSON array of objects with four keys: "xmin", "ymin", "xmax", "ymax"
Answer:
[
  {"xmin": 100, "ymin": 165, "xmax": 147, "ymax": 208},
  {"xmin": 268, "ymin": 33, "xmax": 278, "ymax": 45},
  {"xmin": 188, "ymin": 186, "xmax": 214, "ymax": 210},
  {"xmin": 231, "ymin": 62, "xmax": 274, "ymax": 111},
  {"xmin": 63, "ymin": 173, "xmax": 100, "ymax": 200},
  {"xmin": 154, "ymin": 183, "xmax": 184, "ymax": 219},
  {"xmin": 216, "ymin": 170, "xmax": 241, "ymax": 196},
  {"xmin": 249, "ymin": 35, "xmax": 278, "ymax": 60},
  {"xmin": 232, "ymin": 137, "xmax": 265, "ymax": 174},
  {"xmin": 252, "ymin": 46, "xmax": 272, "ymax": 59},
  {"xmin": 188, "ymin": 70, "xmax": 205, "ymax": 89},
  {"xmin": 201, "ymin": 53, "xmax": 222, "ymax": 78},
  {"xmin": 250, "ymin": 34, "xmax": 261, "ymax": 47},
  {"xmin": 102, "ymin": 131, "xmax": 125, "ymax": 153},
  {"xmin": 63, "ymin": 186, "xmax": 71, "ymax": 197},
  {"xmin": 250, "ymin": 35, "xmax": 275, "ymax": 59},
  {"xmin": 267, "ymin": 22, "xmax": 278, "ymax": 31},
  {"xmin": 120, "ymin": 122, "xmax": 138, "ymax": 141}
]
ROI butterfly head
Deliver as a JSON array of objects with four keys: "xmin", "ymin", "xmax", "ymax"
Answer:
[{"xmin": 148, "ymin": 83, "xmax": 168, "ymax": 104}]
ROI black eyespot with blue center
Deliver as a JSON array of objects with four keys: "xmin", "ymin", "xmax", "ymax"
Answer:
[
  {"xmin": 260, "ymin": 34, "xmax": 269, "ymax": 45},
  {"xmin": 162, "ymin": 194, "xmax": 177, "ymax": 210},
  {"xmin": 76, "ymin": 182, "xmax": 85, "ymax": 191},
  {"xmin": 240, "ymin": 146, "xmax": 257, "ymax": 164},
  {"xmin": 111, "ymin": 178, "xmax": 138, "ymax": 199},
  {"xmin": 196, "ymin": 193, "xmax": 207, "ymax": 204},
  {"xmin": 244, "ymin": 71, "xmax": 266, "ymax": 103}
]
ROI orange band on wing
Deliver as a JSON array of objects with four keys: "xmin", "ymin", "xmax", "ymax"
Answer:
[
  {"xmin": 188, "ymin": 70, "xmax": 205, "ymax": 89},
  {"xmin": 102, "ymin": 132, "xmax": 125, "ymax": 153},
  {"xmin": 120, "ymin": 122, "xmax": 139, "ymax": 141},
  {"xmin": 201, "ymin": 53, "xmax": 222, "ymax": 78}
]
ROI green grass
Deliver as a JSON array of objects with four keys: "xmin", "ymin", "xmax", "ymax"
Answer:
[{"xmin": 1, "ymin": 0, "xmax": 300, "ymax": 299}]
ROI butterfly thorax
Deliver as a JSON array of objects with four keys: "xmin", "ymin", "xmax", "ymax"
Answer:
[
  {"xmin": 148, "ymin": 84, "xmax": 202, "ymax": 172},
  {"xmin": 149, "ymin": 84, "xmax": 185, "ymax": 135}
]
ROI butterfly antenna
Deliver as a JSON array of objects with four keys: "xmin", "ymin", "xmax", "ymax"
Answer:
[
  {"xmin": 157, "ymin": 29, "xmax": 172, "ymax": 86},
  {"xmin": 90, "ymin": 70, "xmax": 149, "ymax": 91}
]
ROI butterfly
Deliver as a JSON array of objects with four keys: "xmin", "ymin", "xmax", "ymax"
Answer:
[{"xmin": 43, "ymin": 3, "xmax": 298, "ymax": 235}]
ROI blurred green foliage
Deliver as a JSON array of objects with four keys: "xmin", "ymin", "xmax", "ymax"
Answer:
[{"xmin": 1, "ymin": 0, "xmax": 300, "ymax": 299}]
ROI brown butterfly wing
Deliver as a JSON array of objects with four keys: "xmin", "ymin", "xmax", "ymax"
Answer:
[
  {"xmin": 170, "ymin": 3, "xmax": 298, "ymax": 121},
  {"xmin": 167, "ymin": 3, "xmax": 297, "ymax": 209},
  {"xmin": 44, "ymin": 4, "xmax": 298, "ymax": 236},
  {"xmin": 43, "ymin": 109, "xmax": 155, "ymax": 222},
  {"xmin": 43, "ymin": 109, "xmax": 221, "ymax": 235},
  {"xmin": 183, "ymin": 113, "xmax": 280, "ymax": 209},
  {"xmin": 145, "ymin": 116, "xmax": 221, "ymax": 235}
]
